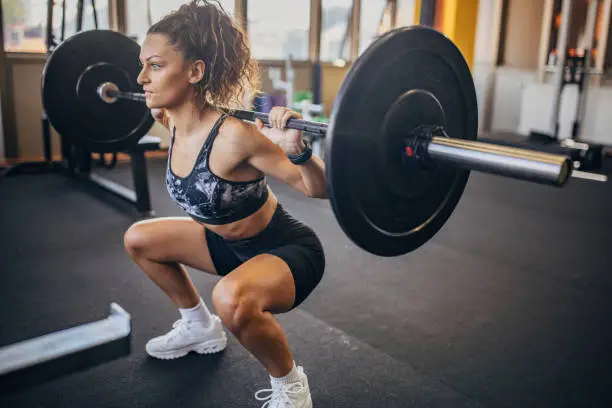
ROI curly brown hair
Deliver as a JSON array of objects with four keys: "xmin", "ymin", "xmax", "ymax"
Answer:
[{"xmin": 147, "ymin": 0, "xmax": 259, "ymax": 109}]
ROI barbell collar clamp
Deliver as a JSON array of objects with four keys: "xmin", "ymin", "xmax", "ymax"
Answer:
[
  {"xmin": 402, "ymin": 125, "xmax": 571, "ymax": 187},
  {"xmin": 404, "ymin": 124, "xmax": 445, "ymax": 168},
  {"xmin": 97, "ymin": 83, "xmax": 146, "ymax": 104},
  {"xmin": 97, "ymin": 82, "xmax": 120, "ymax": 104}
]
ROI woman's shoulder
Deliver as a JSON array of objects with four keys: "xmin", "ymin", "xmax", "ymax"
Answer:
[
  {"xmin": 220, "ymin": 114, "xmax": 253, "ymax": 133},
  {"xmin": 218, "ymin": 114, "xmax": 259, "ymax": 146}
]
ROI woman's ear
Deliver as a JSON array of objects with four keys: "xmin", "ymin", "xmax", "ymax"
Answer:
[{"xmin": 189, "ymin": 60, "xmax": 206, "ymax": 84}]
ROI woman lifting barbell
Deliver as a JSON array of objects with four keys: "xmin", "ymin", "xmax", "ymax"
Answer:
[{"xmin": 122, "ymin": 1, "xmax": 327, "ymax": 407}]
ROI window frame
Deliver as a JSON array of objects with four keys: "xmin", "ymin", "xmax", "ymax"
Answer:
[
  {"xmin": 0, "ymin": 0, "xmax": 401, "ymax": 157},
  {"xmin": 242, "ymin": 0, "xmax": 400, "ymax": 66},
  {"xmin": 245, "ymin": 0, "xmax": 313, "ymax": 62},
  {"xmin": 536, "ymin": 0, "xmax": 612, "ymax": 82},
  {"xmin": 0, "ymin": 0, "xmax": 400, "ymax": 64}
]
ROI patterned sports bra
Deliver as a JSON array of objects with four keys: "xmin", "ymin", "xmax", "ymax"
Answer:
[{"xmin": 166, "ymin": 114, "xmax": 269, "ymax": 225}]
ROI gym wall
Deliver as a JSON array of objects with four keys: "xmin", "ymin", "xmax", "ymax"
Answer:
[
  {"xmin": 7, "ymin": 55, "xmax": 63, "ymax": 161},
  {"xmin": 472, "ymin": 0, "xmax": 504, "ymax": 133},
  {"xmin": 487, "ymin": 0, "xmax": 547, "ymax": 134},
  {"xmin": 501, "ymin": 0, "xmax": 546, "ymax": 69}
]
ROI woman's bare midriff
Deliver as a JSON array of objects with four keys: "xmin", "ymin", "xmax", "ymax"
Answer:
[{"xmin": 200, "ymin": 189, "xmax": 280, "ymax": 241}]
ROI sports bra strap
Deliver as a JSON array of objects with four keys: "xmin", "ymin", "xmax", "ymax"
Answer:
[{"xmin": 203, "ymin": 113, "xmax": 228, "ymax": 150}]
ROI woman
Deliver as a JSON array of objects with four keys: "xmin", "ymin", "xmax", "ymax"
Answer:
[{"xmin": 123, "ymin": 1, "xmax": 327, "ymax": 407}]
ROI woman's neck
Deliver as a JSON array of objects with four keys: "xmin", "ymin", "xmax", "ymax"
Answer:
[{"xmin": 166, "ymin": 102, "xmax": 219, "ymax": 137}]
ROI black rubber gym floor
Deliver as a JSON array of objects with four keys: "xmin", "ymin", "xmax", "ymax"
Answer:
[{"xmin": 1, "ymin": 156, "xmax": 611, "ymax": 407}]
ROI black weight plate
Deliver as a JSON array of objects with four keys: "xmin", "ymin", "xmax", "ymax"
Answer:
[
  {"xmin": 42, "ymin": 30, "xmax": 154, "ymax": 153},
  {"xmin": 326, "ymin": 26, "xmax": 478, "ymax": 257}
]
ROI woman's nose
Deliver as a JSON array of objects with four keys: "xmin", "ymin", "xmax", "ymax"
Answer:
[{"xmin": 137, "ymin": 69, "xmax": 147, "ymax": 85}]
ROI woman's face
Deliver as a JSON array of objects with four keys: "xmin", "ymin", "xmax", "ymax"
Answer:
[{"xmin": 137, "ymin": 33, "xmax": 204, "ymax": 109}]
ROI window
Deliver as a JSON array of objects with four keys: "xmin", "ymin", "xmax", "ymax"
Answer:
[
  {"xmin": 248, "ymin": 0, "xmax": 310, "ymax": 60},
  {"xmin": 320, "ymin": 0, "xmax": 353, "ymax": 62},
  {"xmin": 544, "ymin": 0, "xmax": 608, "ymax": 70},
  {"xmin": 3, "ymin": 0, "xmax": 109, "ymax": 53},
  {"xmin": 126, "ymin": 0, "xmax": 235, "ymax": 44},
  {"xmin": 359, "ymin": 0, "xmax": 388, "ymax": 55}
]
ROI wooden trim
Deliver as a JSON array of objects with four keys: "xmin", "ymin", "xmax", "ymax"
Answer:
[
  {"xmin": 109, "ymin": 0, "xmax": 119, "ymax": 31},
  {"xmin": 537, "ymin": 0, "xmax": 555, "ymax": 80},
  {"xmin": 6, "ymin": 52, "xmax": 47, "ymax": 64},
  {"xmin": 309, "ymin": 0, "xmax": 322, "ymax": 62},
  {"xmin": 479, "ymin": 0, "xmax": 507, "ymax": 133},
  {"xmin": 118, "ymin": 0, "xmax": 127, "ymax": 34},
  {"xmin": 496, "ymin": 0, "xmax": 509, "ymax": 66},
  {"xmin": 490, "ymin": 0, "xmax": 506, "ymax": 66},
  {"xmin": 596, "ymin": 0, "xmax": 612, "ymax": 74},
  {"xmin": 389, "ymin": 0, "xmax": 398, "ymax": 28},
  {"xmin": 235, "ymin": 0, "xmax": 247, "ymax": 33},
  {"xmin": 350, "ymin": 0, "xmax": 361, "ymax": 59},
  {"xmin": 434, "ymin": 0, "xmax": 444, "ymax": 30},
  {"xmin": 109, "ymin": 0, "xmax": 127, "ymax": 34}
]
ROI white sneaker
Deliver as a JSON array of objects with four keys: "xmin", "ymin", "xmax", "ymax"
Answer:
[
  {"xmin": 145, "ymin": 316, "xmax": 227, "ymax": 360},
  {"xmin": 254, "ymin": 366, "xmax": 313, "ymax": 408}
]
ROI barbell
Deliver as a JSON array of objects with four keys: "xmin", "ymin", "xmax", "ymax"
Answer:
[{"xmin": 40, "ymin": 28, "xmax": 604, "ymax": 257}]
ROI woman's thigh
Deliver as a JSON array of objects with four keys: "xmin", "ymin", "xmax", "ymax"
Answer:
[
  {"xmin": 124, "ymin": 217, "xmax": 218, "ymax": 275},
  {"xmin": 214, "ymin": 254, "xmax": 297, "ymax": 314},
  {"xmin": 213, "ymin": 242, "xmax": 324, "ymax": 314}
]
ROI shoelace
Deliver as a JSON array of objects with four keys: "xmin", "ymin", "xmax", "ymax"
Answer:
[
  {"xmin": 162, "ymin": 319, "xmax": 191, "ymax": 344},
  {"xmin": 254, "ymin": 381, "xmax": 306, "ymax": 408}
]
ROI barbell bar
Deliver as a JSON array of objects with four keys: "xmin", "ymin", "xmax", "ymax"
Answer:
[
  {"xmin": 98, "ymin": 81, "xmax": 607, "ymax": 183},
  {"xmin": 98, "ymin": 82, "xmax": 572, "ymax": 187},
  {"xmin": 41, "ymin": 27, "xmax": 608, "ymax": 257}
]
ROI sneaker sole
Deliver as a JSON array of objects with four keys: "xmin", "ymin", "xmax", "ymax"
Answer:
[{"xmin": 146, "ymin": 335, "xmax": 227, "ymax": 360}]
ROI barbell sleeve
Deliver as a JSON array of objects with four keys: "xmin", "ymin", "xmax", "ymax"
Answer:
[{"xmin": 426, "ymin": 137, "xmax": 571, "ymax": 187}]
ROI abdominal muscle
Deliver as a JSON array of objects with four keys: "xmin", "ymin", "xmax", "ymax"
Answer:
[{"xmin": 199, "ymin": 188, "xmax": 279, "ymax": 241}]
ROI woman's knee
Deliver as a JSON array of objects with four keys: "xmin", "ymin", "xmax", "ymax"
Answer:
[
  {"xmin": 211, "ymin": 279, "xmax": 259, "ymax": 333},
  {"xmin": 123, "ymin": 222, "xmax": 153, "ymax": 258}
]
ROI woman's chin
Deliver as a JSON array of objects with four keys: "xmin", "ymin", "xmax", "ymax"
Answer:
[{"xmin": 146, "ymin": 100, "xmax": 163, "ymax": 109}]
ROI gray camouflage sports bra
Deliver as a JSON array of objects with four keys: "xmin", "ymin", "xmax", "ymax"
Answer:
[{"xmin": 166, "ymin": 114, "xmax": 269, "ymax": 225}]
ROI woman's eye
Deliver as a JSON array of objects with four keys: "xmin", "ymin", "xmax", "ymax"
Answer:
[{"xmin": 151, "ymin": 63, "xmax": 161, "ymax": 70}]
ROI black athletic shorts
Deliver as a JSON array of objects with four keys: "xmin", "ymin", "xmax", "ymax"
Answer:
[{"xmin": 205, "ymin": 204, "xmax": 325, "ymax": 309}]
